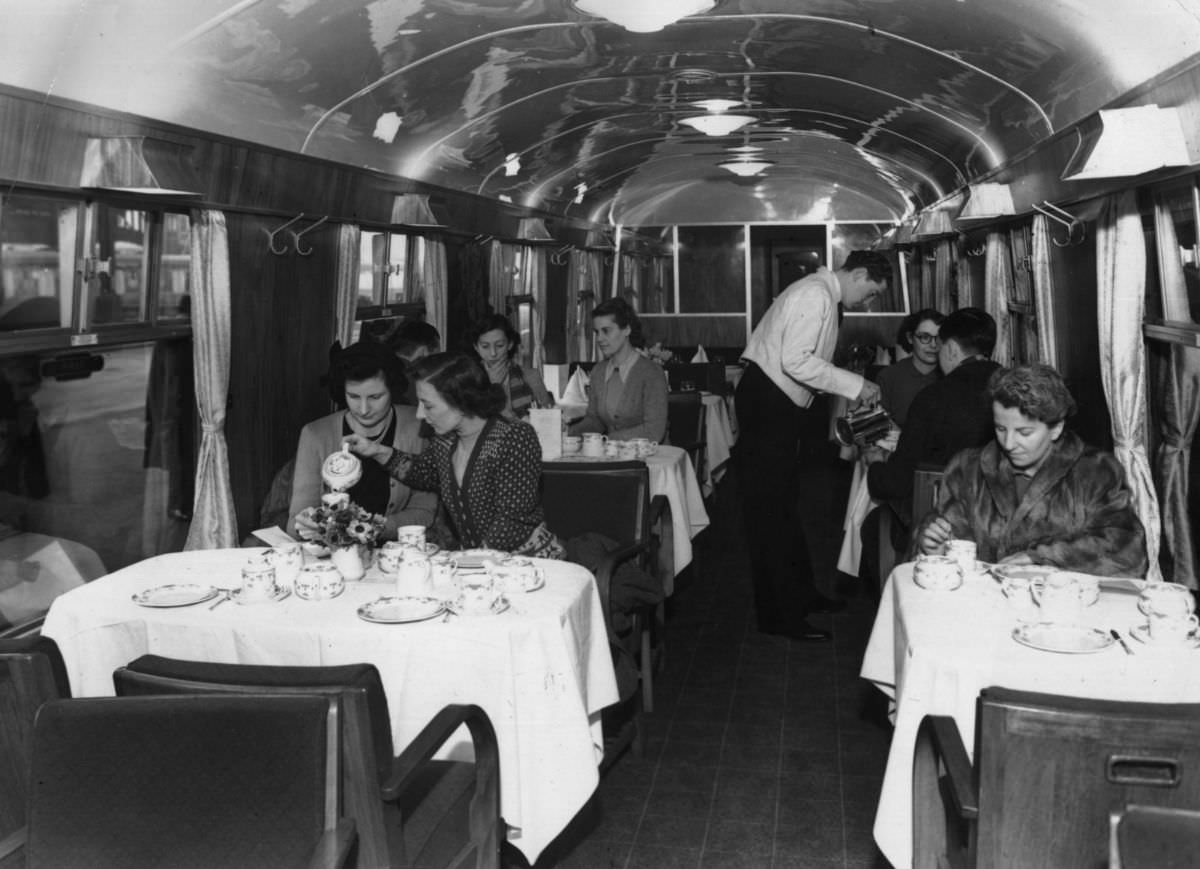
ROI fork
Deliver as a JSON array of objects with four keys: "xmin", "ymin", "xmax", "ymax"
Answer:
[{"xmin": 209, "ymin": 589, "xmax": 233, "ymax": 610}]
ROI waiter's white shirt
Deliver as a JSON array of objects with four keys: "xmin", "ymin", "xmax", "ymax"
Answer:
[{"xmin": 741, "ymin": 267, "xmax": 864, "ymax": 407}]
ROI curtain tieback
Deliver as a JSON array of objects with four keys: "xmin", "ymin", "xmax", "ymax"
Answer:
[{"xmin": 201, "ymin": 422, "xmax": 223, "ymax": 434}]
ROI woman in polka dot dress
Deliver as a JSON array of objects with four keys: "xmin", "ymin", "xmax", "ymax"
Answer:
[{"xmin": 346, "ymin": 352, "xmax": 563, "ymax": 558}]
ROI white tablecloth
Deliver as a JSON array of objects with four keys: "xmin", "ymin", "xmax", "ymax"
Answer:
[
  {"xmin": 41, "ymin": 548, "xmax": 620, "ymax": 864},
  {"xmin": 700, "ymin": 393, "xmax": 736, "ymax": 495},
  {"xmin": 861, "ymin": 563, "xmax": 1200, "ymax": 869},
  {"xmin": 548, "ymin": 444, "xmax": 709, "ymax": 594}
]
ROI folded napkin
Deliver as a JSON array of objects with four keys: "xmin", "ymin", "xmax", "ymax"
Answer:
[
  {"xmin": 691, "ymin": 345, "xmax": 709, "ymax": 363},
  {"xmin": 561, "ymin": 367, "xmax": 590, "ymax": 406}
]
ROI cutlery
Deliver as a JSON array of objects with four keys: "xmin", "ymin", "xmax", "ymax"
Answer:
[
  {"xmin": 1110, "ymin": 629, "xmax": 1134, "ymax": 655},
  {"xmin": 209, "ymin": 589, "xmax": 233, "ymax": 610}
]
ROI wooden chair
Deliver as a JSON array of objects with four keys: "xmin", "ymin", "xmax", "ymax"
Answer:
[
  {"xmin": 0, "ymin": 633, "xmax": 71, "ymax": 859},
  {"xmin": 666, "ymin": 391, "xmax": 707, "ymax": 486},
  {"xmin": 913, "ymin": 687, "xmax": 1200, "ymax": 869},
  {"xmin": 113, "ymin": 656, "xmax": 501, "ymax": 869},
  {"xmin": 1110, "ymin": 805, "xmax": 1200, "ymax": 869},
  {"xmin": 0, "ymin": 694, "xmax": 356, "ymax": 869},
  {"xmin": 541, "ymin": 461, "xmax": 668, "ymax": 763},
  {"xmin": 877, "ymin": 463, "xmax": 944, "ymax": 591}
]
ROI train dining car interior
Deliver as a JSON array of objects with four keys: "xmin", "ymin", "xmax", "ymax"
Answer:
[{"xmin": 3, "ymin": 1, "xmax": 1200, "ymax": 867}]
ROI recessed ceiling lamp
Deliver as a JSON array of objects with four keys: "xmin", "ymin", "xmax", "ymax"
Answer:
[
  {"xmin": 718, "ymin": 159, "xmax": 774, "ymax": 177},
  {"xmin": 692, "ymin": 98, "xmax": 741, "ymax": 114},
  {"xmin": 574, "ymin": 0, "xmax": 715, "ymax": 32},
  {"xmin": 725, "ymin": 144, "xmax": 764, "ymax": 155},
  {"xmin": 681, "ymin": 114, "xmax": 755, "ymax": 136}
]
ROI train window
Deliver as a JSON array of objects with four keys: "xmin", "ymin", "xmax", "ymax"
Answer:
[
  {"xmin": 0, "ymin": 341, "xmax": 194, "ymax": 630},
  {"xmin": 677, "ymin": 225, "xmax": 746, "ymax": 313},
  {"xmin": 357, "ymin": 230, "xmax": 413, "ymax": 315},
  {"xmin": 156, "ymin": 213, "xmax": 191, "ymax": 321},
  {"xmin": 506, "ymin": 295, "xmax": 535, "ymax": 369},
  {"xmin": 0, "ymin": 194, "xmax": 79, "ymax": 333}
]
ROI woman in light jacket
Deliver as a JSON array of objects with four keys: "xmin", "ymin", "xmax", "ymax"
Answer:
[
  {"xmin": 289, "ymin": 341, "xmax": 437, "ymax": 540},
  {"xmin": 569, "ymin": 298, "xmax": 668, "ymax": 442}
]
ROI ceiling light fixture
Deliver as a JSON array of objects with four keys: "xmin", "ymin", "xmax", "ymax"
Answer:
[
  {"xmin": 719, "ymin": 159, "xmax": 774, "ymax": 177},
  {"xmin": 79, "ymin": 136, "xmax": 202, "ymax": 196},
  {"xmin": 573, "ymin": 0, "xmax": 715, "ymax": 32},
  {"xmin": 1061, "ymin": 105, "xmax": 1191, "ymax": 181},
  {"xmin": 692, "ymin": 98, "xmax": 741, "ymax": 113},
  {"xmin": 681, "ymin": 114, "xmax": 755, "ymax": 136},
  {"xmin": 725, "ymin": 144, "xmax": 764, "ymax": 155}
]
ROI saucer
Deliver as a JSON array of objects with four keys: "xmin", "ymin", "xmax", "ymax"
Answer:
[
  {"xmin": 1130, "ymin": 622, "xmax": 1200, "ymax": 648},
  {"xmin": 1012, "ymin": 622, "xmax": 1114, "ymax": 654},
  {"xmin": 453, "ymin": 549, "xmax": 509, "ymax": 570},
  {"xmin": 132, "ymin": 584, "xmax": 218, "ymax": 608},
  {"xmin": 447, "ymin": 595, "xmax": 510, "ymax": 617},
  {"xmin": 231, "ymin": 586, "xmax": 291, "ymax": 605}
]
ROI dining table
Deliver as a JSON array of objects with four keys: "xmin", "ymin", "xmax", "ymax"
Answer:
[
  {"xmin": 860, "ymin": 562, "xmax": 1200, "ymax": 869},
  {"xmin": 40, "ymin": 547, "xmax": 620, "ymax": 865},
  {"xmin": 547, "ymin": 443, "xmax": 709, "ymax": 595},
  {"xmin": 699, "ymin": 391, "xmax": 736, "ymax": 495}
]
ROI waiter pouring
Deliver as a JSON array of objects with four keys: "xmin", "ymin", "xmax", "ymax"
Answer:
[{"xmin": 735, "ymin": 250, "xmax": 892, "ymax": 642}]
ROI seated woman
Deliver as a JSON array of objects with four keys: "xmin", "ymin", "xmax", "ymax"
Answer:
[
  {"xmin": 346, "ymin": 352, "xmax": 563, "ymax": 558},
  {"xmin": 568, "ymin": 298, "xmax": 667, "ymax": 442},
  {"xmin": 917, "ymin": 363, "xmax": 1147, "ymax": 576},
  {"xmin": 468, "ymin": 314, "xmax": 553, "ymax": 419},
  {"xmin": 289, "ymin": 341, "xmax": 437, "ymax": 540}
]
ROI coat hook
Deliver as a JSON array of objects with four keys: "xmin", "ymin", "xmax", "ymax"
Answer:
[
  {"xmin": 1031, "ymin": 201, "xmax": 1085, "ymax": 247},
  {"xmin": 966, "ymin": 243, "xmax": 987, "ymax": 257},
  {"xmin": 291, "ymin": 215, "xmax": 330, "ymax": 256},
  {"xmin": 265, "ymin": 213, "xmax": 305, "ymax": 255},
  {"xmin": 474, "ymin": 234, "xmax": 494, "ymax": 245}
]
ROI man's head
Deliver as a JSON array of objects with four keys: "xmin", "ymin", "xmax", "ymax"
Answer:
[
  {"xmin": 837, "ymin": 250, "xmax": 893, "ymax": 310},
  {"xmin": 936, "ymin": 307, "xmax": 996, "ymax": 375},
  {"xmin": 390, "ymin": 320, "xmax": 442, "ymax": 363}
]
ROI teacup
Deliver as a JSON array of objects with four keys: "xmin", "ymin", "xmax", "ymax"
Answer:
[
  {"xmin": 1049, "ymin": 571, "xmax": 1100, "ymax": 606},
  {"xmin": 999, "ymin": 574, "xmax": 1038, "ymax": 622},
  {"xmin": 295, "ymin": 562, "xmax": 338, "ymax": 600},
  {"xmin": 458, "ymin": 572, "xmax": 498, "ymax": 615},
  {"xmin": 241, "ymin": 557, "xmax": 277, "ymax": 602},
  {"xmin": 378, "ymin": 541, "xmax": 406, "ymax": 575},
  {"xmin": 604, "ymin": 440, "xmax": 621, "ymax": 458},
  {"xmin": 488, "ymin": 557, "xmax": 542, "ymax": 594},
  {"xmin": 563, "ymin": 435, "xmax": 582, "ymax": 455},
  {"xmin": 397, "ymin": 525, "xmax": 426, "ymax": 550},
  {"xmin": 266, "ymin": 542, "xmax": 302, "ymax": 588},
  {"xmin": 632, "ymin": 438, "xmax": 658, "ymax": 457},
  {"xmin": 1148, "ymin": 610, "xmax": 1200, "ymax": 644},
  {"xmin": 395, "ymin": 549, "xmax": 433, "ymax": 596},
  {"xmin": 617, "ymin": 442, "xmax": 639, "ymax": 460},
  {"xmin": 1139, "ymin": 582, "xmax": 1195, "ymax": 618},
  {"xmin": 913, "ymin": 554, "xmax": 961, "ymax": 590},
  {"xmin": 581, "ymin": 432, "xmax": 607, "ymax": 458},
  {"xmin": 1032, "ymin": 573, "xmax": 1087, "ymax": 624},
  {"xmin": 945, "ymin": 539, "xmax": 978, "ymax": 576},
  {"xmin": 429, "ymin": 552, "xmax": 458, "ymax": 587}
]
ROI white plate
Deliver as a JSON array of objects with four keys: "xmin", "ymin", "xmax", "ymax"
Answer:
[
  {"xmin": 1129, "ymin": 622, "xmax": 1200, "ymax": 649},
  {"xmin": 453, "ymin": 549, "xmax": 509, "ymax": 570},
  {"xmin": 357, "ymin": 595, "xmax": 445, "ymax": 624},
  {"xmin": 231, "ymin": 586, "xmax": 291, "ymax": 605},
  {"xmin": 447, "ymin": 595, "xmax": 510, "ymax": 617},
  {"xmin": 132, "ymin": 584, "xmax": 219, "ymax": 608},
  {"xmin": 1012, "ymin": 623, "xmax": 1114, "ymax": 654}
]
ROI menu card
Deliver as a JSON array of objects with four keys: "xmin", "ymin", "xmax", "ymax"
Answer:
[{"xmin": 528, "ymin": 407, "xmax": 563, "ymax": 459}]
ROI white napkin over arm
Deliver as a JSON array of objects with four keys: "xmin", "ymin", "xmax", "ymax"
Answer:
[
  {"xmin": 561, "ymin": 367, "xmax": 590, "ymax": 407},
  {"xmin": 691, "ymin": 345, "xmax": 709, "ymax": 363}
]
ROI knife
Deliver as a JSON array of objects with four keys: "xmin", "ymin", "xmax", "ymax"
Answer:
[{"xmin": 1110, "ymin": 629, "xmax": 1134, "ymax": 655}]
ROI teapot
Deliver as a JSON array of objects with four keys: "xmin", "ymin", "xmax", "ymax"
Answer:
[{"xmin": 395, "ymin": 548, "xmax": 432, "ymax": 596}]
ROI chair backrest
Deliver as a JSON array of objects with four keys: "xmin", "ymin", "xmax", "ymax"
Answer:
[
  {"xmin": 114, "ymin": 656, "xmax": 392, "ymax": 869},
  {"xmin": 1110, "ymin": 804, "xmax": 1200, "ymax": 869},
  {"xmin": 911, "ymin": 464, "xmax": 944, "ymax": 528},
  {"xmin": 0, "ymin": 634, "xmax": 71, "ymax": 838},
  {"xmin": 541, "ymin": 461, "xmax": 650, "ymax": 548},
  {"xmin": 666, "ymin": 391, "xmax": 705, "ymax": 448},
  {"xmin": 25, "ymin": 694, "xmax": 341, "ymax": 869},
  {"xmin": 666, "ymin": 362, "xmax": 726, "ymax": 395},
  {"xmin": 973, "ymin": 687, "xmax": 1200, "ymax": 869}
]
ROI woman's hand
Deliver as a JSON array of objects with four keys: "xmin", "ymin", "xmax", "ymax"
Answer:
[
  {"xmin": 919, "ymin": 516, "xmax": 954, "ymax": 555},
  {"xmin": 343, "ymin": 434, "xmax": 392, "ymax": 465}
]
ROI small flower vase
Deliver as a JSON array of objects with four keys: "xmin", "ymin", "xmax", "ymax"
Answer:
[{"xmin": 330, "ymin": 544, "xmax": 366, "ymax": 582}]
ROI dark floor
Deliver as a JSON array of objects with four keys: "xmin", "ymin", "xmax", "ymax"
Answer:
[{"xmin": 509, "ymin": 454, "xmax": 896, "ymax": 869}]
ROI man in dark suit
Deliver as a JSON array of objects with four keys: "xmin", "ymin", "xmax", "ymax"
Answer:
[{"xmin": 858, "ymin": 308, "xmax": 1001, "ymax": 589}]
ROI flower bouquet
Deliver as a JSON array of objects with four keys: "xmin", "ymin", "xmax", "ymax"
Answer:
[
  {"xmin": 297, "ymin": 500, "xmax": 386, "ymax": 549},
  {"xmin": 644, "ymin": 342, "xmax": 675, "ymax": 367}
]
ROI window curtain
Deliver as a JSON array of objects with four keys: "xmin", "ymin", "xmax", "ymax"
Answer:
[
  {"xmin": 919, "ymin": 248, "xmax": 936, "ymax": 310},
  {"xmin": 1096, "ymin": 190, "xmax": 1162, "ymax": 581},
  {"xmin": 566, "ymin": 249, "xmax": 586, "ymax": 360},
  {"xmin": 184, "ymin": 210, "xmax": 237, "ymax": 550},
  {"xmin": 489, "ymin": 240, "xmax": 517, "ymax": 314},
  {"xmin": 334, "ymin": 223, "xmax": 360, "ymax": 348},
  {"xmin": 983, "ymin": 231, "xmax": 1014, "ymax": 368},
  {"xmin": 1030, "ymin": 215, "xmax": 1059, "ymax": 368},
  {"xmin": 584, "ymin": 250, "xmax": 602, "ymax": 360},
  {"xmin": 933, "ymin": 239, "xmax": 954, "ymax": 313},
  {"xmin": 955, "ymin": 243, "xmax": 977, "ymax": 309},
  {"xmin": 521, "ymin": 245, "xmax": 547, "ymax": 365},
  {"xmin": 1152, "ymin": 191, "xmax": 1200, "ymax": 587},
  {"xmin": 419, "ymin": 236, "xmax": 449, "ymax": 349}
]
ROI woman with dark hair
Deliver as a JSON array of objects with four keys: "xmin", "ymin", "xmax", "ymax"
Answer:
[
  {"xmin": 289, "ymin": 341, "xmax": 437, "ymax": 540},
  {"xmin": 917, "ymin": 363, "xmax": 1147, "ymax": 575},
  {"xmin": 346, "ymin": 352, "xmax": 562, "ymax": 558},
  {"xmin": 568, "ymin": 297, "xmax": 667, "ymax": 441},
  {"xmin": 466, "ymin": 313, "xmax": 553, "ymax": 419},
  {"xmin": 876, "ymin": 307, "xmax": 944, "ymax": 427}
]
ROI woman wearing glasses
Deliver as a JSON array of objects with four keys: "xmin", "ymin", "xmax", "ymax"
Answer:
[{"xmin": 875, "ymin": 308, "xmax": 944, "ymax": 427}]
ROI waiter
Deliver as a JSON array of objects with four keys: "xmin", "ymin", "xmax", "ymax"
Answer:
[{"xmin": 736, "ymin": 250, "xmax": 892, "ymax": 641}]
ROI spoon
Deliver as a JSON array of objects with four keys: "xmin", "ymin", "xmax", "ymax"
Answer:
[
  {"xmin": 1110, "ymin": 629, "xmax": 1134, "ymax": 655},
  {"xmin": 209, "ymin": 589, "xmax": 233, "ymax": 610}
]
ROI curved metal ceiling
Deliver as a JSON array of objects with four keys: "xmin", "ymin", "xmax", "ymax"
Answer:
[{"xmin": 2, "ymin": 0, "xmax": 1199, "ymax": 225}]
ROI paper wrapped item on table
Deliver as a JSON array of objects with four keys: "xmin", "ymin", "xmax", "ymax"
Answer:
[
  {"xmin": 691, "ymin": 345, "xmax": 709, "ymax": 363},
  {"xmin": 561, "ymin": 367, "xmax": 590, "ymax": 406}
]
